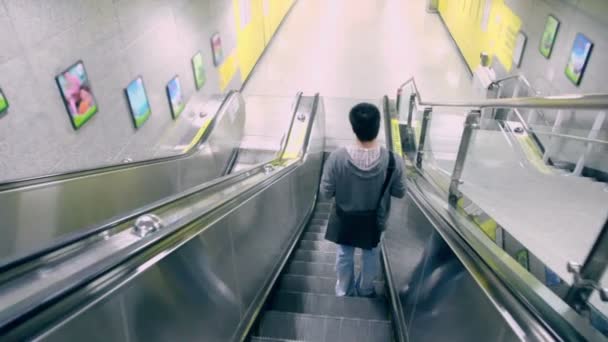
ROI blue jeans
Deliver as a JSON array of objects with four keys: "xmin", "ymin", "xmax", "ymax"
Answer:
[{"xmin": 335, "ymin": 244, "xmax": 379, "ymax": 296}]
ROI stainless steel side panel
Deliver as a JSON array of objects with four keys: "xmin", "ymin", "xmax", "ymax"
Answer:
[
  {"xmin": 35, "ymin": 96, "xmax": 325, "ymax": 342},
  {"xmin": 382, "ymin": 195, "xmax": 521, "ymax": 341},
  {"xmin": 0, "ymin": 94, "xmax": 246, "ymax": 265}
]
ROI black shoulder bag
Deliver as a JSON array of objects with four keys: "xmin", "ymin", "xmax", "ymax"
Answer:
[{"xmin": 325, "ymin": 152, "xmax": 396, "ymax": 250}]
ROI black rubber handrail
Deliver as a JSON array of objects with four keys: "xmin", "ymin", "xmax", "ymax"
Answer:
[{"xmin": 0, "ymin": 91, "xmax": 237, "ymax": 192}]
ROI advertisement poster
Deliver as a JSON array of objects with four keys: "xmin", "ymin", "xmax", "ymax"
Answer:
[
  {"xmin": 0, "ymin": 88, "xmax": 8, "ymax": 114},
  {"xmin": 191, "ymin": 52, "xmax": 206, "ymax": 90},
  {"xmin": 565, "ymin": 33, "xmax": 593, "ymax": 86},
  {"xmin": 125, "ymin": 77, "xmax": 152, "ymax": 129},
  {"xmin": 211, "ymin": 33, "xmax": 224, "ymax": 67},
  {"xmin": 166, "ymin": 76, "xmax": 185, "ymax": 119},
  {"xmin": 540, "ymin": 15, "xmax": 559, "ymax": 58},
  {"xmin": 55, "ymin": 61, "xmax": 98, "ymax": 129}
]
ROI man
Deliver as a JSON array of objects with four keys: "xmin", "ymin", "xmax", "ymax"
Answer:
[{"xmin": 320, "ymin": 103, "xmax": 405, "ymax": 297}]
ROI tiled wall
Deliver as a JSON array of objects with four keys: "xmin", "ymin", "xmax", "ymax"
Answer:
[
  {"xmin": 0, "ymin": 0, "xmax": 243, "ymax": 182},
  {"xmin": 501, "ymin": 0, "xmax": 607, "ymax": 96},
  {"xmin": 498, "ymin": 0, "xmax": 608, "ymax": 173}
]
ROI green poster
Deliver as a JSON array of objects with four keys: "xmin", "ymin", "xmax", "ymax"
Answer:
[
  {"xmin": 192, "ymin": 52, "xmax": 206, "ymax": 90},
  {"xmin": 0, "ymin": 88, "xmax": 8, "ymax": 114},
  {"xmin": 539, "ymin": 15, "xmax": 559, "ymax": 58}
]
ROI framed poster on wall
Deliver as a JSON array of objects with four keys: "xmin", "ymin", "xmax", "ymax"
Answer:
[
  {"xmin": 512, "ymin": 31, "xmax": 527, "ymax": 68},
  {"xmin": 539, "ymin": 15, "xmax": 559, "ymax": 59},
  {"xmin": 211, "ymin": 32, "xmax": 224, "ymax": 67},
  {"xmin": 125, "ymin": 76, "xmax": 152, "ymax": 129},
  {"xmin": 55, "ymin": 61, "xmax": 99, "ymax": 130},
  {"xmin": 565, "ymin": 33, "xmax": 593, "ymax": 86},
  {"xmin": 191, "ymin": 52, "xmax": 206, "ymax": 90},
  {"xmin": 166, "ymin": 75, "xmax": 185, "ymax": 119},
  {"xmin": 0, "ymin": 88, "xmax": 8, "ymax": 114}
]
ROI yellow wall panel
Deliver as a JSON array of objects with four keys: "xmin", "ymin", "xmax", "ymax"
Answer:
[
  {"xmin": 233, "ymin": 0, "xmax": 266, "ymax": 82},
  {"xmin": 218, "ymin": 50, "xmax": 239, "ymax": 91},
  {"xmin": 437, "ymin": 0, "xmax": 521, "ymax": 72},
  {"xmin": 218, "ymin": 0, "xmax": 294, "ymax": 89},
  {"xmin": 264, "ymin": 0, "xmax": 292, "ymax": 45}
]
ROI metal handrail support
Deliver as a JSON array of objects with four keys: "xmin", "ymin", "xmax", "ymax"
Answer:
[
  {"xmin": 395, "ymin": 88, "xmax": 403, "ymax": 115},
  {"xmin": 407, "ymin": 93, "xmax": 416, "ymax": 127},
  {"xmin": 449, "ymin": 110, "xmax": 481, "ymax": 203},
  {"xmin": 572, "ymin": 111, "xmax": 606, "ymax": 176},
  {"xmin": 416, "ymin": 107, "xmax": 432, "ymax": 168},
  {"xmin": 396, "ymin": 76, "xmax": 608, "ymax": 110},
  {"xmin": 492, "ymin": 74, "xmax": 538, "ymax": 97},
  {"xmin": 566, "ymin": 215, "xmax": 608, "ymax": 311}
]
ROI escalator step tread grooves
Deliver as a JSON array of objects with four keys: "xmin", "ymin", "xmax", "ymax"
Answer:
[
  {"xmin": 255, "ymin": 311, "xmax": 392, "ymax": 342},
  {"xmin": 252, "ymin": 200, "xmax": 393, "ymax": 342},
  {"xmin": 250, "ymin": 337, "xmax": 308, "ymax": 342}
]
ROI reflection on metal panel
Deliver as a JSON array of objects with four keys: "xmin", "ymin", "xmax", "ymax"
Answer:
[
  {"xmin": 32, "ymin": 96, "xmax": 325, "ymax": 342},
  {"xmin": 383, "ymin": 195, "xmax": 520, "ymax": 341},
  {"xmin": 0, "ymin": 94, "xmax": 246, "ymax": 266},
  {"xmin": 36, "ymin": 148, "xmax": 322, "ymax": 342}
]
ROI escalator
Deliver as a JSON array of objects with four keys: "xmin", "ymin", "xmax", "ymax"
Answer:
[
  {"xmin": 1, "ymin": 89, "xmax": 607, "ymax": 341},
  {"xmin": 250, "ymin": 199, "xmax": 394, "ymax": 341},
  {"xmin": 0, "ymin": 91, "xmax": 296, "ymax": 270},
  {"xmin": 0, "ymin": 93, "xmax": 324, "ymax": 342}
]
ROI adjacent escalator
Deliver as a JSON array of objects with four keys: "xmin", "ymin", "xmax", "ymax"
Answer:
[
  {"xmin": 0, "ymin": 91, "xmax": 290, "ymax": 270},
  {"xmin": 0, "ymin": 93, "xmax": 324, "ymax": 342}
]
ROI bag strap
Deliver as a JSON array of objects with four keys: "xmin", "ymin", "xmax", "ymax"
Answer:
[{"xmin": 377, "ymin": 151, "xmax": 395, "ymax": 207}]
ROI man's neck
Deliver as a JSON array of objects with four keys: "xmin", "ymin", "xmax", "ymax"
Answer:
[{"xmin": 356, "ymin": 139, "xmax": 378, "ymax": 149}]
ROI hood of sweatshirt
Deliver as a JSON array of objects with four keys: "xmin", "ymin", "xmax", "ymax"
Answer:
[{"xmin": 345, "ymin": 145, "xmax": 384, "ymax": 178}]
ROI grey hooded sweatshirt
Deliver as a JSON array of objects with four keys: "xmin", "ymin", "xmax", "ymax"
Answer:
[{"xmin": 320, "ymin": 146, "xmax": 406, "ymax": 229}]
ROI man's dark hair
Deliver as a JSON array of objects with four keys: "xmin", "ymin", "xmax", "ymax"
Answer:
[{"xmin": 349, "ymin": 102, "xmax": 380, "ymax": 142}]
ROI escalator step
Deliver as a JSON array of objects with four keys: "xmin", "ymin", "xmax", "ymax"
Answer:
[
  {"xmin": 286, "ymin": 261, "xmax": 336, "ymax": 278},
  {"xmin": 278, "ymin": 274, "xmax": 385, "ymax": 296},
  {"xmin": 301, "ymin": 232, "xmax": 325, "ymax": 241},
  {"xmin": 270, "ymin": 291, "xmax": 389, "ymax": 321},
  {"xmin": 305, "ymin": 225, "xmax": 326, "ymax": 233},
  {"xmin": 315, "ymin": 202, "xmax": 332, "ymax": 210},
  {"xmin": 285, "ymin": 261, "xmax": 362, "ymax": 278},
  {"xmin": 250, "ymin": 337, "xmax": 306, "ymax": 342},
  {"xmin": 311, "ymin": 213, "xmax": 330, "ymax": 221},
  {"xmin": 310, "ymin": 218, "xmax": 328, "ymax": 226},
  {"xmin": 292, "ymin": 249, "xmax": 365, "ymax": 264},
  {"xmin": 255, "ymin": 311, "xmax": 392, "ymax": 342},
  {"xmin": 299, "ymin": 240, "xmax": 336, "ymax": 252},
  {"xmin": 293, "ymin": 250, "xmax": 335, "ymax": 264},
  {"xmin": 279, "ymin": 274, "xmax": 335, "ymax": 295}
]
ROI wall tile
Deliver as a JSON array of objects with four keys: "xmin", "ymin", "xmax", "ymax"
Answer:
[{"xmin": 0, "ymin": 0, "xmax": 244, "ymax": 181}]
